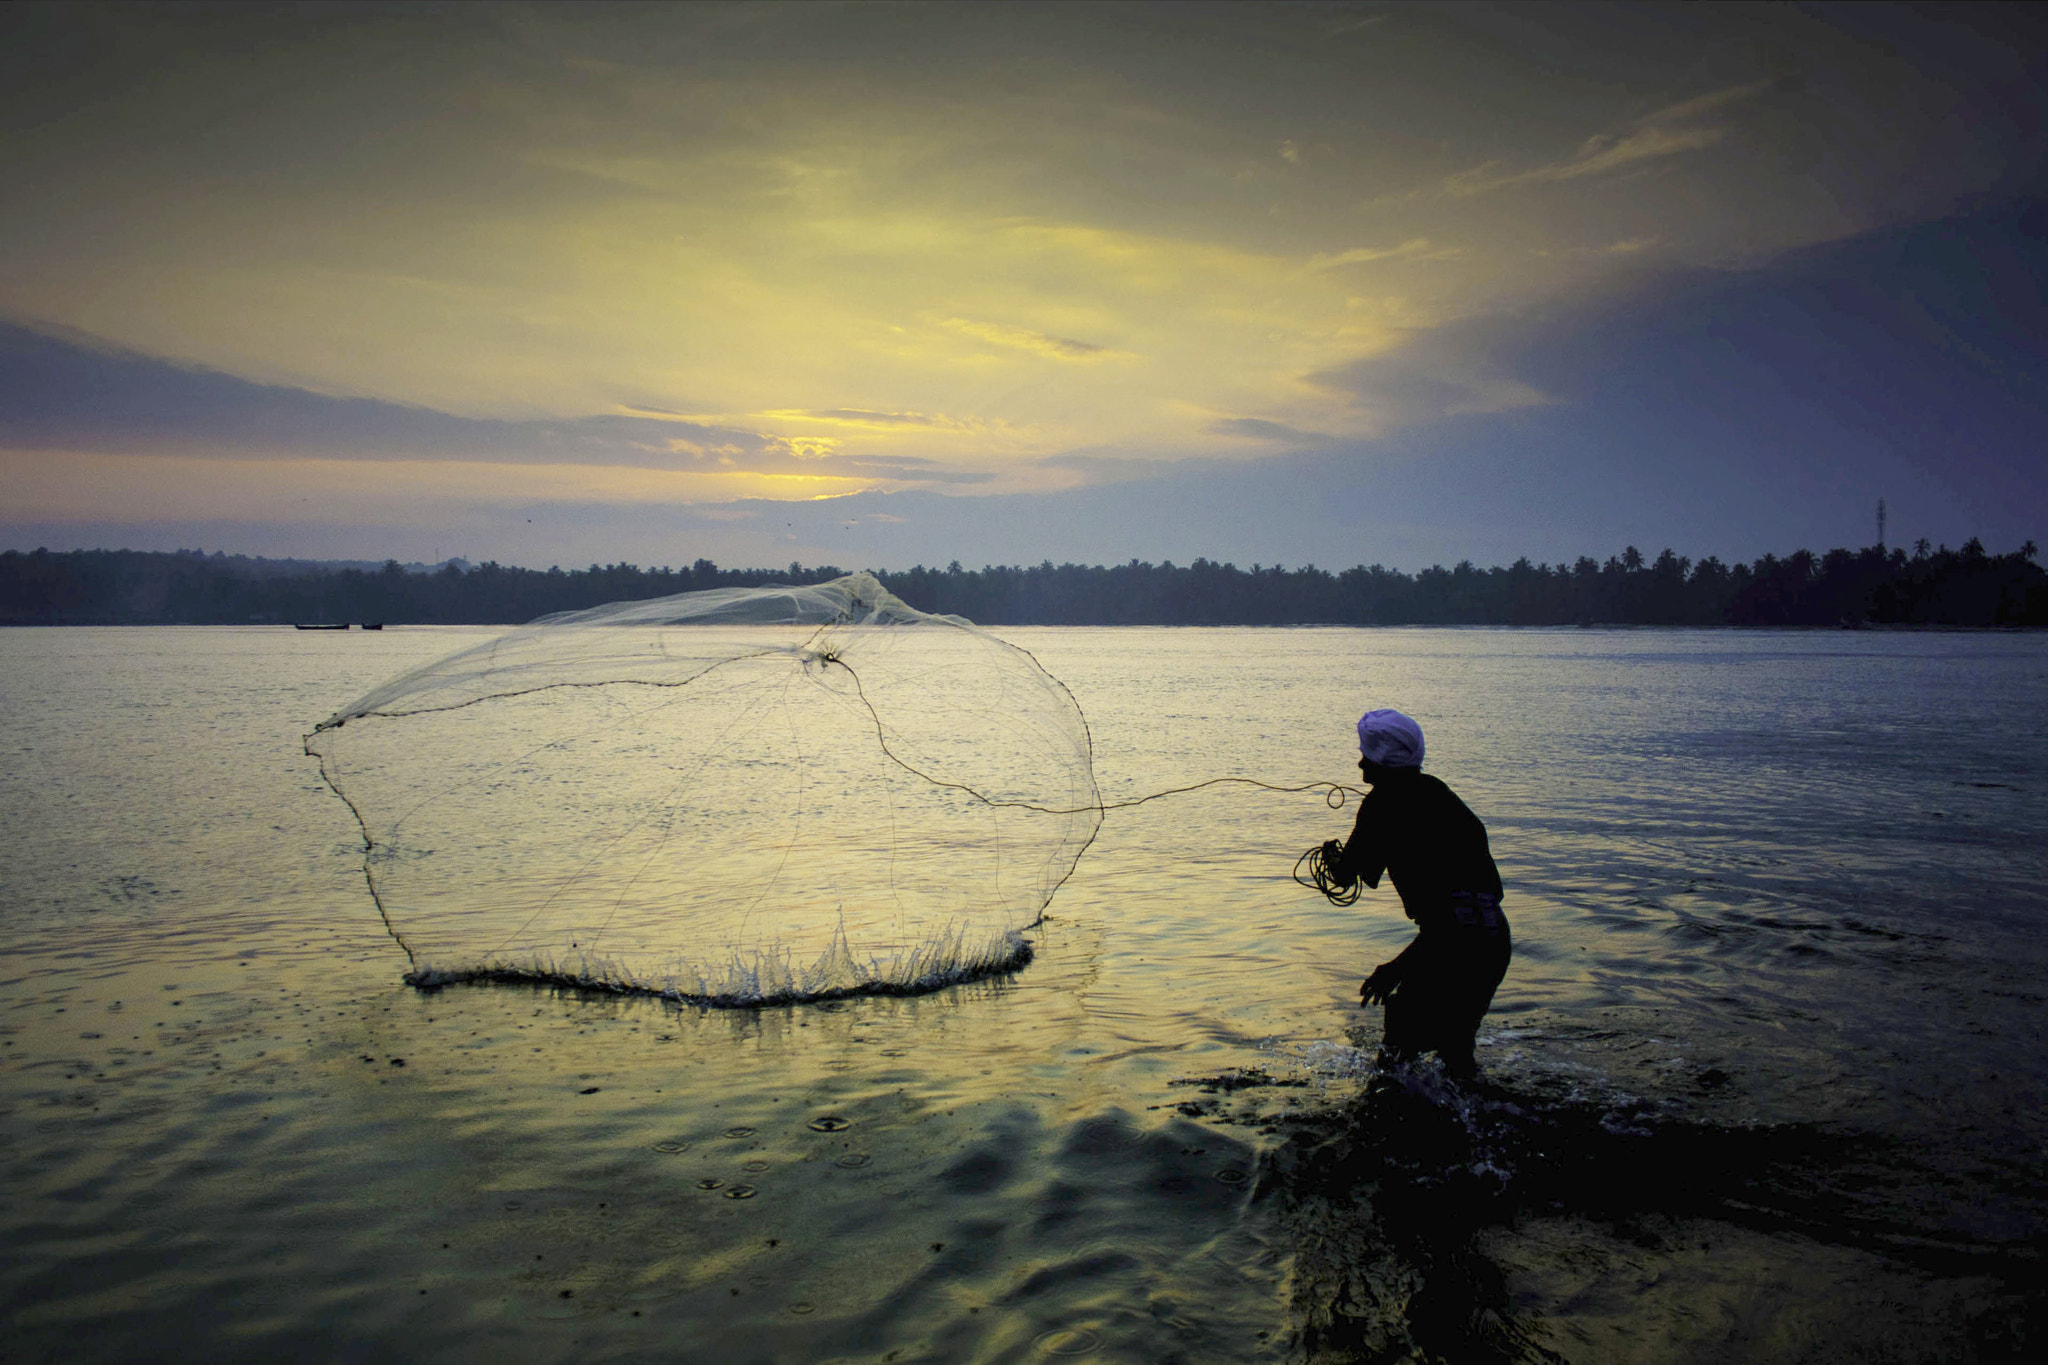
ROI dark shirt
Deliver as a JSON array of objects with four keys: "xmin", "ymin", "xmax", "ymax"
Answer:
[{"xmin": 1332, "ymin": 769, "xmax": 1502, "ymax": 923}]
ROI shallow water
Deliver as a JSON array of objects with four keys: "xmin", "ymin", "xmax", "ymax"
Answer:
[{"xmin": 3, "ymin": 624, "xmax": 2045, "ymax": 1363}]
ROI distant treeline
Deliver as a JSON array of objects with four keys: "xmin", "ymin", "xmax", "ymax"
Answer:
[{"xmin": 2, "ymin": 540, "xmax": 2043, "ymax": 628}]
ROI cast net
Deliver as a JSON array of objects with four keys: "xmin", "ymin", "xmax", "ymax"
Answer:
[{"xmin": 304, "ymin": 572, "xmax": 1101, "ymax": 1004}]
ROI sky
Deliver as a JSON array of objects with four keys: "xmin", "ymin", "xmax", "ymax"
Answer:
[{"xmin": 3, "ymin": 1, "xmax": 2044, "ymax": 573}]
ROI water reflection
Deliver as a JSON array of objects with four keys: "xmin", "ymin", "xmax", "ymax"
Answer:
[
  {"xmin": 1273, "ymin": 1059, "xmax": 2045, "ymax": 1363},
  {"xmin": 2, "ymin": 625, "xmax": 2046, "ymax": 1361}
]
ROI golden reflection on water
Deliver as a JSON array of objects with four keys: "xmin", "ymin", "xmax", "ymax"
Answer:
[{"xmin": 3, "ymin": 625, "xmax": 2045, "ymax": 1361}]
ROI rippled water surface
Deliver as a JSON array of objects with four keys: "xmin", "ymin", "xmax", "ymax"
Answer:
[{"xmin": 3, "ymin": 625, "xmax": 2045, "ymax": 1363}]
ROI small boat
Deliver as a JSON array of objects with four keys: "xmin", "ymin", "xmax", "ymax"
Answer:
[
  {"xmin": 295, "ymin": 622, "xmax": 350, "ymax": 631},
  {"xmin": 360, "ymin": 623, "xmax": 385, "ymax": 631}
]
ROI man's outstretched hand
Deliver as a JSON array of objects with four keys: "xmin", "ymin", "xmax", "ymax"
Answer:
[
  {"xmin": 1319, "ymin": 840, "xmax": 1352, "ymax": 888},
  {"xmin": 1359, "ymin": 961, "xmax": 1403, "ymax": 1006}
]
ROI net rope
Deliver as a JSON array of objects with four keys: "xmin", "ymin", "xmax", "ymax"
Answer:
[{"xmin": 306, "ymin": 571, "xmax": 1360, "ymax": 1006}]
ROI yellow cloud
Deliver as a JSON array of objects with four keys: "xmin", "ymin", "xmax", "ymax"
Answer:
[
  {"xmin": 1445, "ymin": 125, "xmax": 1726, "ymax": 197},
  {"xmin": 763, "ymin": 408, "xmax": 991, "ymax": 432},
  {"xmin": 1441, "ymin": 82, "xmax": 1768, "ymax": 198},
  {"xmin": 0, "ymin": 449, "xmax": 881, "ymax": 523},
  {"xmin": 0, "ymin": 11, "xmax": 1876, "ymax": 509},
  {"xmin": 1305, "ymin": 239, "xmax": 1460, "ymax": 272},
  {"xmin": 777, "ymin": 436, "xmax": 841, "ymax": 460},
  {"xmin": 1639, "ymin": 81, "xmax": 1776, "ymax": 127},
  {"xmin": 936, "ymin": 317, "xmax": 1119, "ymax": 361}
]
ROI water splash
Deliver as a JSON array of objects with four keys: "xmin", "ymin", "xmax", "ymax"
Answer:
[{"xmin": 404, "ymin": 922, "xmax": 1034, "ymax": 1008}]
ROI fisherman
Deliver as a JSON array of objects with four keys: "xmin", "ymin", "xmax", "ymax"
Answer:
[{"xmin": 1320, "ymin": 709, "xmax": 1510, "ymax": 1080}]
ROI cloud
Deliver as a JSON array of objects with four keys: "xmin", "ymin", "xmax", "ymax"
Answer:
[
  {"xmin": 1638, "ymin": 82, "xmax": 1777, "ymax": 128},
  {"xmin": 6, "ymin": 4, "xmax": 2038, "ymax": 540},
  {"xmin": 0, "ymin": 320, "xmax": 985, "ymax": 490},
  {"xmin": 840, "ymin": 460, "xmax": 995, "ymax": 485},
  {"xmin": 21, "ymin": 199, "xmax": 2048, "ymax": 573},
  {"xmin": 1445, "ymin": 127, "xmax": 1724, "ymax": 197},
  {"xmin": 0, "ymin": 448, "xmax": 883, "ymax": 526},
  {"xmin": 1208, "ymin": 417, "xmax": 1330, "ymax": 445},
  {"xmin": 1304, "ymin": 323, "xmax": 1556, "ymax": 429},
  {"xmin": 772, "ymin": 436, "xmax": 841, "ymax": 460},
  {"xmin": 1441, "ymin": 82, "xmax": 1770, "ymax": 198},
  {"xmin": 765, "ymin": 408, "xmax": 986, "ymax": 431},
  {"xmin": 656, "ymin": 430, "xmax": 845, "ymax": 464},
  {"xmin": 1305, "ymin": 238, "xmax": 1459, "ymax": 272},
  {"xmin": 1530, "ymin": 236, "xmax": 1667, "ymax": 260},
  {"xmin": 938, "ymin": 317, "xmax": 1115, "ymax": 361}
]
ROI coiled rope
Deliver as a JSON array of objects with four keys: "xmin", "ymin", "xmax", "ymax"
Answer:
[{"xmin": 1293, "ymin": 840, "xmax": 1362, "ymax": 905}]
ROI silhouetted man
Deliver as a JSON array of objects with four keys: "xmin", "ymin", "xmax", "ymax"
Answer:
[{"xmin": 1323, "ymin": 709, "xmax": 1510, "ymax": 1079}]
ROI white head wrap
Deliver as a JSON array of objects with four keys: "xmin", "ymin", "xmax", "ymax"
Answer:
[{"xmin": 1357, "ymin": 709, "xmax": 1424, "ymax": 768}]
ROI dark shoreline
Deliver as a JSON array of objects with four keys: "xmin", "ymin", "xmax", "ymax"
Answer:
[{"xmin": 6, "ymin": 540, "xmax": 2044, "ymax": 629}]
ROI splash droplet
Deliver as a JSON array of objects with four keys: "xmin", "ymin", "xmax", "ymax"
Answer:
[{"xmin": 1035, "ymin": 1327, "xmax": 1103, "ymax": 1355}]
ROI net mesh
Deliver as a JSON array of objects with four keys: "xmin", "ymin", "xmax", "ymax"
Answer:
[{"xmin": 305, "ymin": 572, "xmax": 1101, "ymax": 1004}]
